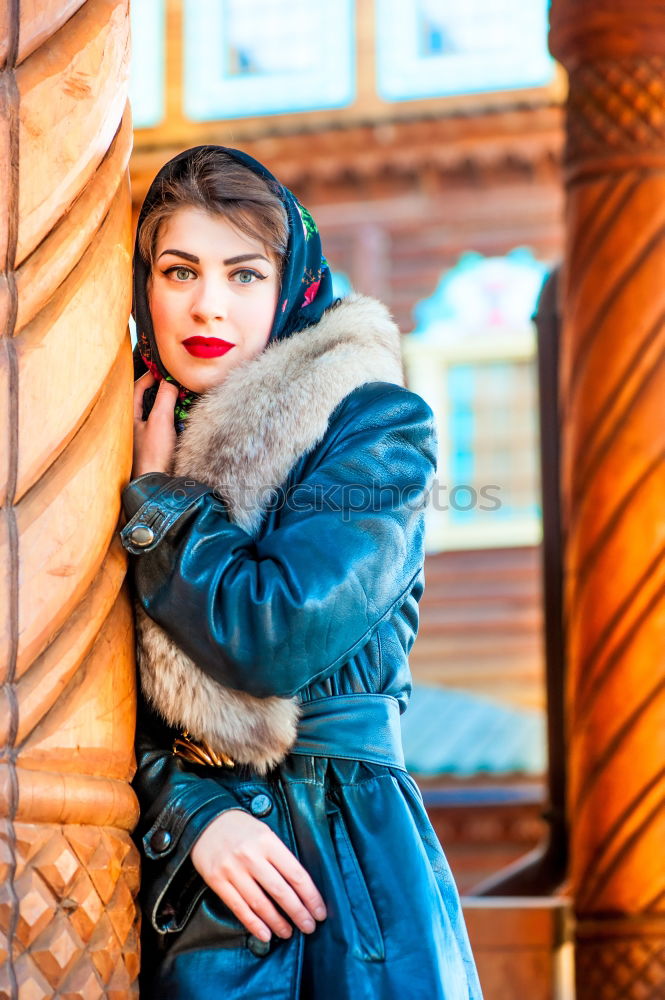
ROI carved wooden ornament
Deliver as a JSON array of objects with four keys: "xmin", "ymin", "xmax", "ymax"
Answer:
[
  {"xmin": 1, "ymin": 1, "xmax": 138, "ymax": 996},
  {"xmin": 550, "ymin": 2, "xmax": 665, "ymax": 997}
]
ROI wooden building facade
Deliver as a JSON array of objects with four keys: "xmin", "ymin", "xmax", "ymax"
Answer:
[
  {"xmin": 0, "ymin": 1, "xmax": 663, "ymax": 998},
  {"xmin": 130, "ymin": 0, "xmax": 565, "ymax": 717}
]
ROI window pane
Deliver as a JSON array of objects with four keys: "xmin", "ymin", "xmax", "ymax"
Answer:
[
  {"xmin": 184, "ymin": 0, "xmax": 355, "ymax": 120},
  {"xmin": 377, "ymin": 0, "xmax": 554, "ymax": 101},
  {"xmin": 447, "ymin": 359, "xmax": 540, "ymax": 525},
  {"xmin": 129, "ymin": 0, "xmax": 165, "ymax": 128}
]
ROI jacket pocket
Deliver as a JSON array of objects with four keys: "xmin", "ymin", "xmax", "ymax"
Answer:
[{"xmin": 326, "ymin": 798, "xmax": 385, "ymax": 962}]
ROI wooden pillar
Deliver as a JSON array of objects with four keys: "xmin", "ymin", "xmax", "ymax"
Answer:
[
  {"xmin": 0, "ymin": 1, "xmax": 138, "ymax": 996},
  {"xmin": 549, "ymin": 2, "xmax": 665, "ymax": 996}
]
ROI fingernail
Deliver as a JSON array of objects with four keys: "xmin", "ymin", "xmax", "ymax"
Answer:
[
  {"xmin": 303, "ymin": 919, "xmax": 316, "ymax": 932},
  {"xmin": 314, "ymin": 906, "xmax": 327, "ymax": 920}
]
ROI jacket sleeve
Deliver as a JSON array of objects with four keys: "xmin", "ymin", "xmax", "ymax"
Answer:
[
  {"xmin": 120, "ymin": 385, "xmax": 437, "ymax": 699},
  {"xmin": 133, "ymin": 697, "xmax": 250, "ymax": 933}
]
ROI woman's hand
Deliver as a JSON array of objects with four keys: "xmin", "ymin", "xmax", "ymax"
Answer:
[
  {"xmin": 132, "ymin": 372, "xmax": 179, "ymax": 478},
  {"xmin": 191, "ymin": 809, "xmax": 327, "ymax": 943}
]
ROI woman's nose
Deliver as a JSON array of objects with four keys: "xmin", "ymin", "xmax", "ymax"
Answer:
[{"xmin": 190, "ymin": 277, "xmax": 228, "ymax": 322}]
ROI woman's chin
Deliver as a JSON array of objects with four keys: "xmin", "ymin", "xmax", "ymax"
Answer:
[
  {"xmin": 172, "ymin": 364, "xmax": 229, "ymax": 395},
  {"xmin": 185, "ymin": 378, "xmax": 224, "ymax": 394}
]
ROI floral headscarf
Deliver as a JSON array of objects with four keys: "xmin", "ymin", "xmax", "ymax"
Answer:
[{"xmin": 132, "ymin": 145, "xmax": 335, "ymax": 433}]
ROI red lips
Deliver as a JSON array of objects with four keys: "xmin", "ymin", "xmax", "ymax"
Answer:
[{"xmin": 182, "ymin": 336, "xmax": 235, "ymax": 358}]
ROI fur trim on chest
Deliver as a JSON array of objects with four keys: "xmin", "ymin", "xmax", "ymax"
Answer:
[{"xmin": 136, "ymin": 294, "xmax": 405, "ymax": 773}]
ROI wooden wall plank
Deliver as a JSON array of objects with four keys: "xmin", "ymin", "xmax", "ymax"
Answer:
[
  {"xmin": 463, "ymin": 898, "xmax": 572, "ymax": 1000},
  {"xmin": 0, "ymin": 341, "xmax": 9, "ymax": 511},
  {"xmin": 18, "ymin": 595, "xmax": 135, "ymax": 782},
  {"xmin": 0, "ymin": 768, "xmax": 138, "ymax": 828},
  {"xmin": 15, "ymin": 105, "xmax": 132, "ymax": 334},
  {"xmin": 9, "ymin": 538, "xmax": 127, "ymax": 746},
  {"xmin": 411, "ymin": 547, "xmax": 545, "ymax": 710},
  {"xmin": 0, "ymin": 4, "xmax": 8, "ymax": 70},
  {"xmin": 16, "ymin": 1, "xmax": 87, "ymax": 65},
  {"xmin": 15, "ymin": 0, "xmax": 129, "ymax": 265},
  {"xmin": 0, "ymin": 509, "xmax": 10, "ymax": 684},
  {"xmin": 0, "ymin": 75, "xmax": 11, "ymax": 277},
  {"xmin": 14, "ymin": 178, "xmax": 131, "ymax": 502},
  {"xmin": 14, "ymin": 344, "xmax": 133, "ymax": 680}
]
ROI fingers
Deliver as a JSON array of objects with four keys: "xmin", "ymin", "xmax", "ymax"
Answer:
[
  {"xmin": 151, "ymin": 378, "xmax": 179, "ymax": 418},
  {"xmin": 215, "ymin": 879, "xmax": 274, "ymax": 943},
  {"xmin": 190, "ymin": 811, "xmax": 327, "ymax": 945},
  {"xmin": 228, "ymin": 866, "xmax": 294, "ymax": 940},
  {"xmin": 133, "ymin": 371, "xmax": 155, "ymax": 421},
  {"xmin": 130, "ymin": 373, "xmax": 178, "ymax": 477},
  {"xmin": 133, "ymin": 373, "xmax": 179, "ymax": 423},
  {"xmin": 211, "ymin": 855, "xmax": 323, "ymax": 943},
  {"xmin": 250, "ymin": 857, "xmax": 318, "ymax": 935},
  {"xmin": 267, "ymin": 837, "xmax": 328, "ymax": 922}
]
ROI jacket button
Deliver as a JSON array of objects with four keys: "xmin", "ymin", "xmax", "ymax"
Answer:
[
  {"xmin": 249, "ymin": 793, "xmax": 273, "ymax": 818},
  {"xmin": 150, "ymin": 829, "xmax": 172, "ymax": 853},
  {"xmin": 129, "ymin": 523, "xmax": 155, "ymax": 547},
  {"xmin": 247, "ymin": 934, "xmax": 271, "ymax": 957}
]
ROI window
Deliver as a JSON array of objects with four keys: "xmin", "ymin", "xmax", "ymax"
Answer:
[
  {"xmin": 183, "ymin": 0, "xmax": 355, "ymax": 120},
  {"xmin": 129, "ymin": 0, "xmax": 165, "ymax": 128},
  {"xmin": 402, "ymin": 249, "xmax": 549, "ymax": 552},
  {"xmin": 376, "ymin": 0, "xmax": 554, "ymax": 102},
  {"xmin": 446, "ymin": 359, "xmax": 540, "ymax": 528}
]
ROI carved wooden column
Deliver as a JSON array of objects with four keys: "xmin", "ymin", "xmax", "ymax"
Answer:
[
  {"xmin": 0, "ymin": 1, "xmax": 138, "ymax": 996},
  {"xmin": 549, "ymin": 2, "xmax": 665, "ymax": 996}
]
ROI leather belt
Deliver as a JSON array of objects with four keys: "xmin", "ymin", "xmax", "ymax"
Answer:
[
  {"xmin": 289, "ymin": 693, "xmax": 406, "ymax": 772},
  {"xmin": 172, "ymin": 693, "xmax": 406, "ymax": 773}
]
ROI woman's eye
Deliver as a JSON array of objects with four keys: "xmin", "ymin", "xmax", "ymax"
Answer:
[
  {"xmin": 174, "ymin": 266, "xmax": 195, "ymax": 281},
  {"xmin": 233, "ymin": 269, "xmax": 265, "ymax": 284},
  {"xmin": 164, "ymin": 266, "xmax": 196, "ymax": 281}
]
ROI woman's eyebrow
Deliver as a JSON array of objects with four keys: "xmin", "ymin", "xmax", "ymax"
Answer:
[
  {"xmin": 156, "ymin": 250, "xmax": 269, "ymax": 265},
  {"xmin": 223, "ymin": 253, "xmax": 270, "ymax": 265},
  {"xmin": 158, "ymin": 249, "xmax": 199, "ymax": 263}
]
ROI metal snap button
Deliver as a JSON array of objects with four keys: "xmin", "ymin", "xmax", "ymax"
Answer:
[
  {"xmin": 150, "ymin": 829, "xmax": 172, "ymax": 853},
  {"xmin": 249, "ymin": 793, "xmax": 273, "ymax": 818},
  {"xmin": 129, "ymin": 523, "xmax": 155, "ymax": 547},
  {"xmin": 247, "ymin": 934, "xmax": 271, "ymax": 957}
]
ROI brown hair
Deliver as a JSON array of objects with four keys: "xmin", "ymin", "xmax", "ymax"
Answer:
[{"xmin": 138, "ymin": 148, "xmax": 289, "ymax": 274}]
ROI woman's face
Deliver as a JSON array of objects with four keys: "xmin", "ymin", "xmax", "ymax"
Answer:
[{"xmin": 147, "ymin": 206, "xmax": 280, "ymax": 393}]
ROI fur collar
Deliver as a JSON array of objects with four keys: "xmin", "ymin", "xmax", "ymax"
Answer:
[{"xmin": 136, "ymin": 294, "xmax": 405, "ymax": 773}]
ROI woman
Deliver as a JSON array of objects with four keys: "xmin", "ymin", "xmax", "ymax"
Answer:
[{"xmin": 121, "ymin": 145, "xmax": 482, "ymax": 1000}]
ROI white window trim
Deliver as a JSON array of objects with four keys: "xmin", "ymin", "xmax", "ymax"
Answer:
[
  {"xmin": 183, "ymin": 0, "xmax": 355, "ymax": 121},
  {"xmin": 376, "ymin": 0, "xmax": 554, "ymax": 102}
]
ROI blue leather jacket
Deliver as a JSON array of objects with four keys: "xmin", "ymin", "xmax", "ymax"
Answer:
[{"xmin": 121, "ymin": 382, "xmax": 483, "ymax": 999}]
